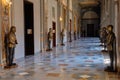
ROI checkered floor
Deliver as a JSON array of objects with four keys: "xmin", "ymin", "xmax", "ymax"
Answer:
[{"xmin": 0, "ymin": 38, "xmax": 119, "ymax": 80}]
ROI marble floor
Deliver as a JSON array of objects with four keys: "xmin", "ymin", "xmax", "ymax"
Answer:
[{"xmin": 0, "ymin": 38, "xmax": 120, "ymax": 80}]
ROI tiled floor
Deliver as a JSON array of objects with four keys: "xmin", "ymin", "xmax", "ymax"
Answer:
[{"xmin": 0, "ymin": 38, "xmax": 119, "ymax": 80}]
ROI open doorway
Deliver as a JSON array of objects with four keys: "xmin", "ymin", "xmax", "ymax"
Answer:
[
  {"xmin": 24, "ymin": 0, "xmax": 34, "ymax": 56},
  {"xmin": 52, "ymin": 22, "xmax": 56, "ymax": 47},
  {"xmin": 87, "ymin": 24, "xmax": 95, "ymax": 37}
]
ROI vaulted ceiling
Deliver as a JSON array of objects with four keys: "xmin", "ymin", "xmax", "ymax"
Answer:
[{"xmin": 79, "ymin": 0, "xmax": 101, "ymax": 7}]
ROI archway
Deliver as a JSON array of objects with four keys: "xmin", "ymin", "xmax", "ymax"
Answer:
[{"xmin": 81, "ymin": 10, "xmax": 100, "ymax": 37}]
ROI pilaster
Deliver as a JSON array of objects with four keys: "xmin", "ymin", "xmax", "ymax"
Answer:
[
  {"xmin": 40, "ymin": 0, "xmax": 45, "ymax": 52},
  {"xmin": 57, "ymin": 1, "xmax": 61, "ymax": 45}
]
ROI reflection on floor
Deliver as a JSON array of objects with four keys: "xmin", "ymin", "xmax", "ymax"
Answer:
[{"xmin": 0, "ymin": 38, "xmax": 120, "ymax": 80}]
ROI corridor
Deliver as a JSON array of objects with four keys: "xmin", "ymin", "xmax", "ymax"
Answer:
[{"xmin": 0, "ymin": 38, "xmax": 119, "ymax": 80}]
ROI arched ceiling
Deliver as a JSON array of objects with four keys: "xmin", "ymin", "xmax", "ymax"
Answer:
[{"xmin": 79, "ymin": 0, "xmax": 100, "ymax": 7}]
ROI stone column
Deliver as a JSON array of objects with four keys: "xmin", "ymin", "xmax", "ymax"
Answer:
[
  {"xmin": 67, "ymin": 0, "xmax": 69, "ymax": 42},
  {"xmin": 40, "ymin": 0, "xmax": 45, "ymax": 52},
  {"xmin": 118, "ymin": 0, "xmax": 120, "ymax": 72},
  {"xmin": 114, "ymin": 0, "xmax": 119, "ymax": 72},
  {"xmin": 60, "ymin": 2, "xmax": 63, "ymax": 34},
  {"xmin": 57, "ymin": 1, "xmax": 61, "ymax": 45},
  {"xmin": 11, "ymin": 0, "xmax": 15, "ymax": 26},
  {"xmin": 40, "ymin": 0, "xmax": 42, "ymax": 52},
  {"xmin": 44, "ymin": 0, "xmax": 48, "ymax": 51},
  {"xmin": 40, "ymin": 0, "xmax": 49, "ymax": 51}
]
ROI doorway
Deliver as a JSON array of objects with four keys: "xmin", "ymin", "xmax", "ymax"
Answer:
[
  {"xmin": 52, "ymin": 22, "xmax": 56, "ymax": 47},
  {"xmin": 87, "ymin": 24, "xmax": 95, "ymax": 37},
  {"xmin": 24, "ymin": 0, "xmax": 34, "ymax": 56}
]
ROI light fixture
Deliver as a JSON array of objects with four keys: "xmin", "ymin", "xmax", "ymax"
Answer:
[{"xmin": 60, "ymin": 17, "xmax": 63, "ymax": 21}]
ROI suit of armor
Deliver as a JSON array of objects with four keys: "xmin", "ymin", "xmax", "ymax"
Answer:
[
  {"xmin": 47, "ymin": 28, "xmax": 53, "ymax": 51},
  {"xmin": 60, "ymin": 29, "xmax": 65, "ymax": 45},
  {"xmin": 105, "ymin": 25, "xmax": 117, "ymax": 72},
  {"xmin": 7, "ymin": 26, "xmax": 18, "ymax": 66}
]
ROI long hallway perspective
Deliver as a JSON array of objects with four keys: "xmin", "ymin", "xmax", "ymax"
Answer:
[{"xmin": 0, "ymin": 38, "xmax": 119, "ymax": 80}]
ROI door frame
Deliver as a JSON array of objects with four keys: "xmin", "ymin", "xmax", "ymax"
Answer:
[
  {"xmin": 24, "ymin": 0, "xmax": 34, "ymax": 56},
  {"xmin": 87, "ymin": 24, "xmax": 95, "ymax": 37},
  {"xmin": 52, "ymin": 21, "xmax": 56, "ymax": 47}
]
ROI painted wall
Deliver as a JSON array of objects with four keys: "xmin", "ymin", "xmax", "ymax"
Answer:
[
  {"xmin": 13, "ymin": 0, "xmax": 24, "ymax": 59},
  {"xmin": 13, "ymin": 0, "xmax": 41, "ymax": 59}
]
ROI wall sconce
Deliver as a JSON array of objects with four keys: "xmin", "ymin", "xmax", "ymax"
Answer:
[{"xmin": 60, "ymin": 17, "xmax": 63, "ymax": 22}]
